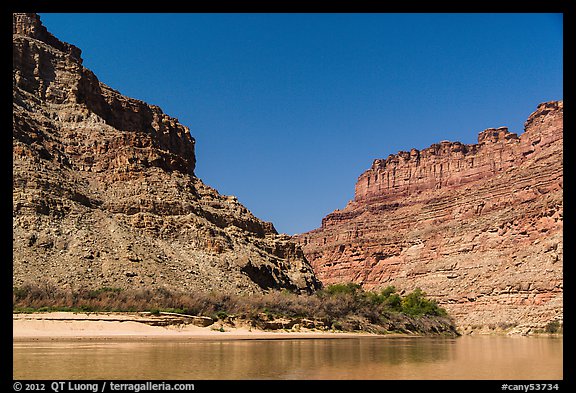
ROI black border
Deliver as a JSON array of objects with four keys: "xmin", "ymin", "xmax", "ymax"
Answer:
[
  {"xmin": 8, "ymin": 1, "xmax": 572, "ymax": 391},
  {"xmin": 6, "ymin": 380, "xmax": 571, "ymax": 390},
  {"xmin": 6, "ymin": 0, "xmax": 571, "ymax": 14}
]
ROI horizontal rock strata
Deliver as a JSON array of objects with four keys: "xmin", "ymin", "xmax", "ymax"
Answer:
[
  {"xmin": 297, "ymin": 101, "xmax": 563, "ymax": 332},
  {"xmin": 13, "ymin": 13, "xmax": 320, "ymax": 295}
]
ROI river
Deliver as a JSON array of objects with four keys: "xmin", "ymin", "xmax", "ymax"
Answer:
[{"xmin": 13, "ymin": 335, "xmax": 562, "ymax": 380}]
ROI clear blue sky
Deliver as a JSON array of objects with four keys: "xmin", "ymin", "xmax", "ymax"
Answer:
[{"xmin": 38, "ymin": 13, "xmax": 563, "ymax": 235}]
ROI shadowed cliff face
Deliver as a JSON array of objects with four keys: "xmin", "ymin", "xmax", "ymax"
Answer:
[
  {"xmin": 12, "ymin": 13, "xmax": 321, "ymax": 295},
  {"xmin": 297, "ymin": 101, "xmax": 563, "ymax": 332}
]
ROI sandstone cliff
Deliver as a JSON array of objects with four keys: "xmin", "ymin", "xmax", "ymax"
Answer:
[
  {"xmin": 13, "ymin": 13, "xmax": 320, "ymax": 295},
  {"xmin": 297, "ymin": 101, "xmax": 563, "ymax": 332}
]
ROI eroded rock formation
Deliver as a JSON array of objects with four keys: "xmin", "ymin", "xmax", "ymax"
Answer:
[
  {"xmin": 13, "ymin": 13, "xmax": 320, "ymax": 294},
  {"xmin": 297, "ymin": 101, "xmax": 563, "ymax": 332}
]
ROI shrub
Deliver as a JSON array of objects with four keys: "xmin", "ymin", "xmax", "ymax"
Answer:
[
  {"xmin": 385, "ymin": 293, "xmax": 402, "ymax": 311},
  {"xmin": 86, "ymin": 287, "xmax": 122, "ymax": 299},
  {"xmin": 544, "ymin": 321, "xmax": 562, "ymax": 333},
  {"xmin": 401, "ymin": 288, "xmax": 447, "ymax": 316},
  {"xmin": 12, "ymin": 281, "xmax": 452, "ymax": 331},
  {"xmin": 381, "ymin": 285, "xmax": 397, "ymax": 298},
  {"xmin": 321, "ymin": 282, "xmax": 362, "ymax": 296},
  {"xmin": 365, "ymin": 286, "xmax": 401, "ymax": 309},
  {"xmin": 214, "ymin": 310, "xmax": 229, "ymax": 320}
]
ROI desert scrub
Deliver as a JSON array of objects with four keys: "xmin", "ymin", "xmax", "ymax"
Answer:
[
  {"xmin": 400, "ymin": 288, "xmax": 447, "ymax": 317},
  {"xmin": 86, "ymin": 287, "xmax": 123, "ymax": 299},
  {"xmin": 544, "ymin": 321, "xmax": 562, "ymax": 334},
  {"xmin": 13, "ymin": 281, "xmax": 455, "ymax": 334}
]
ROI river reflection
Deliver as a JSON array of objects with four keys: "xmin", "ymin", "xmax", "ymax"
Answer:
[{"xmin": 13, "ymin": 336, "xmax": 563, "ymax": 380}]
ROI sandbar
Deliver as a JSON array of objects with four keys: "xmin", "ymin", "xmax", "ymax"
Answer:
[{"xmin": 13, "ymin": 312, "xmax": 391, "ymax": 341}]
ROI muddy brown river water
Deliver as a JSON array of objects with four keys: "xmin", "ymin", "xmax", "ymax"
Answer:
[{"xmin": 13, "ymin": 335, "xmax": 562, "ymax": 380}]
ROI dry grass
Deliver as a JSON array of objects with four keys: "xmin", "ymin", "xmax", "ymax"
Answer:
[{"xmin": 13, "ymin": 281, "xmax": 456, "ymax": 335}]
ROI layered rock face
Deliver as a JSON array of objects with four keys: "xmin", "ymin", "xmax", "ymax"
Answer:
[
  {"xmin": 13, "ymin": 13, "xmax": 320, "ymax": 294},
  {"xmin": 297, "ymin": 101, "xmax": 563, "ymax": 331}
]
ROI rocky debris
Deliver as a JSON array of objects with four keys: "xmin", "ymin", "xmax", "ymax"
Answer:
[
  {"xmin": 248, "ymin": 312, "xmax": 328, "ymax": 331},
  {"xmin": 12, "ymin": 13, "xmax": 320, "ymax": 295},
  {"xmin": 296, "ymin": 101, "xmax": 563, "ymax": 332},
  {"xmin": 142, "ymin": 313, "xmax": 215, "ymax": 328},
  {"xmin": 211, "ymin": 312, "xmax": 456, "ymax": 335}
]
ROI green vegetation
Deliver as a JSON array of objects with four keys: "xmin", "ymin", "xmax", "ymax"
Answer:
[
  {"xmin": 13, "ymin": 281, "xmax": 455, "ymax": 335},
  {"xmin": 544, "ymin": 321, "xmax": 562, "ymax": 334},
  {"xmin": 400, "ymin": 288, "xmax": 447, "ymax": 316},
  {"xmin": 87, "ymin": 287, "xmax": 123, "ymax": 298},
  {"xmin": 316, "ymin": 284, "xmax": 446, "ymax": 317},
  {"xmin": 320, "ymin": 282, "xmax": 362, "ymax": 295}
]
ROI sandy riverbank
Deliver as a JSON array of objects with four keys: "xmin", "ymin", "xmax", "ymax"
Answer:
[{"xmin": 13, "ymin": 312, "xmax": 386, "ymax": 341}]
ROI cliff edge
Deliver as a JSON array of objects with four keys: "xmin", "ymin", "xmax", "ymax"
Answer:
[
  {"xmin": 13, "ymin": 13, "xmax": 320, "ymax": 295},
  {"xmin": 297, "ymin": 101, "xmax": 563, "ymax": 333}
]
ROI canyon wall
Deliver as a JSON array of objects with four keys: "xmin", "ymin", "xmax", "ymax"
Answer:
[
  {"xmin": 13, "ymin": 13, "xmax": 320, "ymax": 295},
  {"xmin": 297, "ymin": 101, "xmax": 563, "ymax": 332}
]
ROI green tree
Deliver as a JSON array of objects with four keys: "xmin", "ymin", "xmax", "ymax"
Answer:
[{"xmin": 401, "ymin": 288, "xmax": 447, "ymax": 316}]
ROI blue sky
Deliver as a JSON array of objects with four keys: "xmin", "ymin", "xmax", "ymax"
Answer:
[{"xmin": 38, "ymin": 13, "xmax": 563, "ymax": 235}]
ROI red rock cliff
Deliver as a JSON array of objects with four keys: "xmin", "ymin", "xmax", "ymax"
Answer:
[{"xmin": 297, "ymin": 101, "xmax": 563, "ymax": 333}]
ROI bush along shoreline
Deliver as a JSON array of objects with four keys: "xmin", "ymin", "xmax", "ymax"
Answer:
[{"xmin": 13, "ymin": 282, "xmax": 459, "ymax": 336}]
